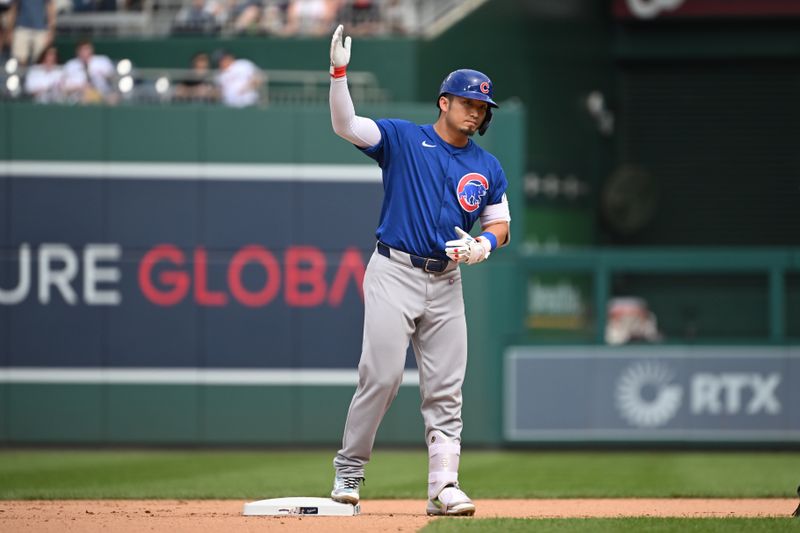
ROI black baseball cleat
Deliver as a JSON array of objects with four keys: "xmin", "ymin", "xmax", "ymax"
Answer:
[{"xmin": 793, "ymin": 485, "xmax": 800, "ymax": 518}]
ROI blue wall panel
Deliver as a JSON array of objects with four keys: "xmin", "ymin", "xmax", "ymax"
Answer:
[
  {"xmin": 10, "ymin": 178, "xmax": 105, "ymax": 246},
  {"xmin": 9, "ymin": 296, "xmax": 105, "ymax": 367},
  {"xmin": 201, "ymin": 181, "xmax": 295, "ymax": 249},
  {"xmin": 0, "ymin": 259, "xmax": 8, "ymax": 368},
  {"xmin": 107, "ymin": 254, "xmax": 201, "ymax": 367},
  {"xmin": 0, "ymin": 177, "xmax": 8, "ymax": 247},
  {"xmin": 107, "ymin": 179, "xmax": 201, "ymax": 249},
  {"xmin": 295, "ymin": 182, "xmax": 382, "ymax": 251},
  {"xmin": 200, "ymin": 256, "xmax": 294, "ymax": 368}
]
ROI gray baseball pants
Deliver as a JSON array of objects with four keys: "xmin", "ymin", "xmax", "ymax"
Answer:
[{"xmin": 334, "ymin": 245, "xmax": 467, "ymax": 477}]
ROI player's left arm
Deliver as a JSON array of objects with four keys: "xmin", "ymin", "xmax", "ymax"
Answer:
[
  {"xmin": 480, "ymin": 220, "xmax": 509, "ymax": 249},
  {"xmin": 445, "ymin": 194, "xmax": 511, "ymax": 265}
]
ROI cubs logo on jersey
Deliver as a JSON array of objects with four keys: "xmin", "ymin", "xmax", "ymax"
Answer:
[{"xmin": 457, "ymin": 173, "xmax": 489, "ymax": 213}]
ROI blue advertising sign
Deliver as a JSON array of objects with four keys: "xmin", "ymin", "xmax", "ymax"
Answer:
[
  {"xmin": 0, "ymin": 162, "xmax": 413, "ymax": 376},
  {"xmin": 505, "ymin": 346, "xmax": 800, "ymax": 442}
]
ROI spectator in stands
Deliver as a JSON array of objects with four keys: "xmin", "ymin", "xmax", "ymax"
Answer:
[
  {"xmin": 383, "ymin": 0, "xmax": 414, "ymax": 35},
  {"xmin": 214, "ymin": 49, "xmax": 263, "ymax": 107},
  {"xmin": 174, "ymin": 51, "xmax": 218, "ymax": 102},
  {"xmin": 0, "ymin": 0, "xmax": 12, "ymax": 60},
  {"xmin": 227, "ymin": 0, "xmax": 263, "ymax": 33},
  {"xmin": 24, "ymin": 44, "xmax": 63, "ymax": 102},
  {"xmin": 5, "ymin": 0, "xmax": 56, "ymax": 66},
  {"xmin": 282, "ymin": 0, "xmax": 335, "ymax": 36},
  {"xmin": 172, "ymin": 0, "xmax": 220, "ymax": 34},
  {"xmin": 62, "ymin": 38, "xmax": 117, "ymax": 104},
  {"xmin": 337, "ymin": 0, "xmax": 379, "ymax": 36},
  {"xmin": 259, "ymin": 0, "xmax": 287, "ymax": 35},
  {"xmin": 72, "ymin": 0, "xmax": 116, "ymax": 12}
]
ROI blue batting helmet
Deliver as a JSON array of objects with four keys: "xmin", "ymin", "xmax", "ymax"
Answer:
[{"xmin": 437, "ymin": 69, "xmax": 498, "ymax": 135}]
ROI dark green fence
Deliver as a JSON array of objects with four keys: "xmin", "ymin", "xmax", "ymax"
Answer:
[{"xmin": 515, "ymin": 248, "xmax": 800, "ymax": 344}]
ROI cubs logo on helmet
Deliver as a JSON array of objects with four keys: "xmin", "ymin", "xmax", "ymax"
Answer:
[{"xmin": 457, "ymin": 173, "xmax": 489, "ymax": 213}]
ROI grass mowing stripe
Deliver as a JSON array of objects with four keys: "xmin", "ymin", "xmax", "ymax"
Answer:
[
  {"xmin": 458, "ymin": 452, "xmax": 799, "ymax": 498},
  {"xmin": 0, "ymin": 450, "xmax": 798, "ymax": 499},
  {"xmin": 421, "ymin": 518, "xmax": 800, "ymax": 533}
]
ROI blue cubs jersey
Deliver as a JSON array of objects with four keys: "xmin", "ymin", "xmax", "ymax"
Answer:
[{"xmin": 359, "ymin": 120, "xmax": 508, "ymax": 261}]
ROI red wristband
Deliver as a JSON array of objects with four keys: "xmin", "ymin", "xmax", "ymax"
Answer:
[{"xmin": 331, "ymin": 65, "xmax": 347, "ymax": 79}]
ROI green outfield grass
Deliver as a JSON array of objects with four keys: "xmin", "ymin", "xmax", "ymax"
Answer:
[
  {"xmin": 0, "ymin": 450, "xmax": 797, "ymax": 499},
  {"xmin": 421, "ymin": 518, "xmax": 800, "ymax": 533}
]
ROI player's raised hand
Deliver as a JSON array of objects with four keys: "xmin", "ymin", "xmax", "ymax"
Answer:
[
  {"xmin": 446, "ymin": 227, "xmax": 491, "ymax": 265},
  {"xmin": 330, "ymin": 24, "xmax": 351, "ymax": 78}
]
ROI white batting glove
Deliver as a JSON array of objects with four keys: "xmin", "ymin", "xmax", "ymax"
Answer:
[
  {"xmin": 330, "ymin": 24, "xmax": 351, "ymax": 78},
  {"xmin": 445, "ymin": 227, "xmax": 492, "ymax": 265}
]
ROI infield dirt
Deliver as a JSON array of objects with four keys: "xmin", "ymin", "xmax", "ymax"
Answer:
[{"xmin": 0, "ymin": 499, "xmax": 795, "ymax": 532}]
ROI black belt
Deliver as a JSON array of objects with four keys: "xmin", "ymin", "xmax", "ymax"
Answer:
[{"xmin": 377, "ymin": 242, "xmax": 449, "ymax": 273}]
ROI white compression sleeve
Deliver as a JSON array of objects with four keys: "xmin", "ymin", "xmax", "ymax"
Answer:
[{"xmin": 330, "ymin": 76, "xmax": 382, "ymax": 148}]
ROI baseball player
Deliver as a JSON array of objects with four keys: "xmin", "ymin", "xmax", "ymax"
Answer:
[{"xmin": 328, "ymin": 25, "xmax": 510, "ymax": 516}]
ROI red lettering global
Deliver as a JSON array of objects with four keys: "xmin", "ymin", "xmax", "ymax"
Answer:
[{"xmin": 138, "ymin": 244, "xmax": 366, "ymax": 307}]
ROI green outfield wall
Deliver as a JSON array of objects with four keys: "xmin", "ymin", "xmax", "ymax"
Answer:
[
  {"xmin": 1, "ymin": 101, "xmax": 797, "ymax": 445},
  {"xmin": 7, "ymin": 0, "xmax": 800, "ymax": 445},
  {"xmin": 0, "ymin": 101, "xmax": 525, "ymax": 446}
]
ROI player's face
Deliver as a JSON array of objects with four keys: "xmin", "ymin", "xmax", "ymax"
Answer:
[{"xmin": 445, "ymin": 97, "xmax": 488, "ymax": 137}]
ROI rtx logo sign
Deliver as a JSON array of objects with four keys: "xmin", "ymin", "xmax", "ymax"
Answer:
[
  {"xmin": 507, "ymin": 348, "xmax": 798, "ymax": 441},
  {"xmin": 691, "ymin": 373, "xmax": 781, "ymax": 415},
  {"xmin": 615, "ymin": 363, "xmax": 783, "ymax": 428},
  {"xmin": 615, "ymin": 362, "xmax": 683, "ymax": 428}
]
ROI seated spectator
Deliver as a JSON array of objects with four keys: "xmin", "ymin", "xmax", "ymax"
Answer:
[
  {"xmin": 259, "ymin": 0, "xmax": 287, "ymax": 35},
  {"xmin": 282, "ymin": 0, "xmax": 335, "ymax": 36},
  {"xmin": 338, "ymin": 0, "xmax": 379, "ymax": 36},
  {"xmin": 24, "ymin": 44, "xmax": 63, "ymax": 103},
  {"xmin": 227, "ymin": 0, "xmax": 263, "ymax": 33},
  {"xmin": 172, "ymin": 0, "xmax": 220, "ymax": 34},
  {"xmin": 0, "ymin": 0, "xmax": 14, "ymax": 61},
  {"xmin": 214, "ymin": 49, "xmax": 262, "ymax": 107},
  {"xmin": 6, "ymin": 0, "xmax": 56, "ymax": 66},
  {"xmin": 72, "ymin": 0, "xmax": 115, "ymax": 12},
  {"xmin": 174, "ymin": 51, "xmax": 218, "ymax": 102},
  {"xmin": 61, "ymin": 38, "xmax": 116, "ymax": 104},
  {"xmin": 383, "ymin": 0, "xmax": 414, "ymax": 35}
]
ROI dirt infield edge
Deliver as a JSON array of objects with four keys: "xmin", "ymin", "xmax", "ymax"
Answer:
[{"xmin": 0, "ymin": 498, "xmax": 796, "ymax": 533}]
